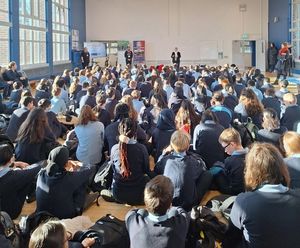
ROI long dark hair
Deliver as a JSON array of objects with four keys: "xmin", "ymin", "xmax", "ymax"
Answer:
[
  {"xmin": 17, "ymin": 107, "xmax": 49, "ymax": 143},
  {"xmin": 118, "ymin": 118, "xmax": 137, "ymax": 178}
]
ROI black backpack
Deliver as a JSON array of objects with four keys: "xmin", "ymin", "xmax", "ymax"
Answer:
[
  {"xmin": 73, "ymin": 214, "xmax": 130, "ymax": 248},
  {"xmin": 0, "ymin": 211, "xmax": 22, "ymax": 248},
  {"xmin": 91, "ymin": 159, "xmax": 113, "ymax": 194}
]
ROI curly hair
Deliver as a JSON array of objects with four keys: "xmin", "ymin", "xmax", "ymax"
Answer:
[{"xmin": 240, "ymin": 88, "xmax": 264, "ymax": 117}]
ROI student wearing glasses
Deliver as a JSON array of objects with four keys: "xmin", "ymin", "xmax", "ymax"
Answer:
[{"xmin": 210, "ymin": 128, "xmax": 247, "ymax": 195}]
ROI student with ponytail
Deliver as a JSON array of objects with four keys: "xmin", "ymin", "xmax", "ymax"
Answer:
[{"xmin": 101, "ymin": 118, "xmax": 153, "ymax": 205}]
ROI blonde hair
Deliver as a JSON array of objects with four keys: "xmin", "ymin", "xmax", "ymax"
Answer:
[
  {"xmin": 283, "ymin": 93, "xmax": 297, "ymax": 105},
  {"xmin": 219, "ymin": 128, "xmax": 241, "ymax": 145},
  {"xmin": 170, "ymin": 130, "xmax": 190, "ymax": 152},
  {"xmin": 283, "ymin": 131, "xmax": 300, "ymax": 157}
]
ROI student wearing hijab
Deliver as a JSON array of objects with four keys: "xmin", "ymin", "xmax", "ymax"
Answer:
[
  {"xmin": 36, "ymin": 146, "xmax": 95, "ymax": 219},
  {"xmin": 151, "ymin": 109, "xmax": 176, "ymax": 162}
]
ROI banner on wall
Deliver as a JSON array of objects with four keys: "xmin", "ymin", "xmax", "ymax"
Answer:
[{"xmin": 133, "ymin": 40, "xmax": 145, "ymax": 64}]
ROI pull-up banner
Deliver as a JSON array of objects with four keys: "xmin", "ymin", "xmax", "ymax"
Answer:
[{"xmin": 133, "ymin": 40, "xmax": 145, "ymax": 64}]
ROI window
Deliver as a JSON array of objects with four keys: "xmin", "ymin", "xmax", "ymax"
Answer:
[
  {"xmin": 291, "ymin": 0, "xmax": 300, "ymax": 61},
  {"xmin": 19, "ymin": 0, "xmax": 46, "ymax": 66},
  {"xmin": 0, "ymin": 0, "xmax": 10, "ymax": 66},
  {"xmin": 52, "ymin": 0, "xmax": 70, "ymax": 63}
]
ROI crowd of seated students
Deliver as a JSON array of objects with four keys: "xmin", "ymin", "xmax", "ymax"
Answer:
[{"xmin": 1, "ymin": 61, "xmax": 300, "ymax": 247}]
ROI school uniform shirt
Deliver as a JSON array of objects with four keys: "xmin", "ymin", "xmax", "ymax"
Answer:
[
  {"xmin": 280, "ymin": 104, "xmax": 300, "ymax": 131},
  {"xmin": 223, "ymin": 149, "xmax": 247, "ymax": 195},
  {"xmin": 210, "ymin": 105, "xmax": 233, "ymax": 128},
  {"xmin": 155, "ymin": 152, "xmax": 206, "ymax": 210},
  {"xmin": 105, "ymin": 121, "xmax": 147, "ymax": 153},
  {"xmin": 257, "ymin": 126, "xmax": 287, "ymax": 147},
  {"xmin": 9, "ymin": 89, "xmax": 22, "ymax": 104},
  {"xmin": 15, "ymin": 127, "xmax": 57, "ymax": 164},
  {"xmin": 230, "ymin": 184, "xmax": 300, "ymax": 248},
  {"xmin": 35, "ymin": 89, "xmax": 51, "ymax": 103},
  {"xmin": 261, "ymin": 96, "xmax": 281, "ymax": 119},
  {"xmin": 75, "ymin": 121, "xmax": 104, "ymax": 165},
  {"xmin": 5, "ymin": 107, "xmax": 30, "ymax": 142},
  {"xmin": 79, "ymin": 95, "xmax": 96, "ymax": 110},
  {"xmin": 126, "ymin": 207, "xmax": 189, "ymax": 248},
  {"xmin": 105, "ymin": 98, "xmax": 118, "ymax": 120},
  {"xmin": 110, "ymin": 140, "xmax": 152, "ymax": 189},
  {"xmin": 139, "ymin": 81, "xmax": 153, "ymax": 98},
  {"xmin": 193, "ymin": 121, "xmax": 225, "ymax": 168},
  {"xmin": 0, "ymin": 164, "xmax": 40, "ymax": 219},
  {"xmin": 50, "ymin": 96, "xmax": 67, "ymax": 115}
]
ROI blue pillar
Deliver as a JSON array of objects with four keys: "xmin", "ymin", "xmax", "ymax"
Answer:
[
  {"xmin": 9, "ymin": 0, "xmax": 20, "ymax": 67},
  {"xmin": 46, "ymin": 0, "xmax": 53, "ymax": 76}
]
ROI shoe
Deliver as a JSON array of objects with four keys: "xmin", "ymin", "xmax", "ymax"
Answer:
[
  {"xmin": 83, "ymin": 192, "xmax": 99, "ymax": 210},
  {"xmin": 100, "ymin": 189, "xmax": 115, "ymax": 202}
]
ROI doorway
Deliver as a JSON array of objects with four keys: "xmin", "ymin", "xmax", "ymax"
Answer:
[{"xmin": 232, "ymin": 40, "xmax": 256, "ymax": 70}]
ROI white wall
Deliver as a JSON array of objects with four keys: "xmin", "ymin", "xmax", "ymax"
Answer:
[{"xmin": 86, "ymin": 0, "xmax": 268, "ymax": 67}]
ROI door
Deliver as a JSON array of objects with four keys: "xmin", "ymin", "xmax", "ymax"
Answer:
[{"xmin": 232, "ymin": 40, "xmax": 254, "ymax": 69}]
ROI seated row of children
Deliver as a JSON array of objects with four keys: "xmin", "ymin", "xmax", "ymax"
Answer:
[{"xmin": 16, "ymin": 141, "xmax": 300, "ymax": 248}]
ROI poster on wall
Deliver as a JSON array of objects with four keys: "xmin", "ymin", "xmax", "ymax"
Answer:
[
  {"xmin": 72, "ymin": 29, "xmax": 80, "ymax": 50},
  {"xmin": 133, "ymin": 40, "xmax": 145, "ymax": 64}
]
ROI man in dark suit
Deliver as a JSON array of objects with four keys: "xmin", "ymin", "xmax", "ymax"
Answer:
[
  {"xmin": 124, "ymin": 46, "xmax": 133, "ymax": 66},
  {"xmin": 171, "ymin": 47, "xmax": 181, "ymax": 70}
]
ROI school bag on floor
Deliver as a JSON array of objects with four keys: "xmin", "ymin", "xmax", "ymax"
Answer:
[
  {"xmin": 0, "ymin": 211, "xmax": 22, "ymax": 248},
  {"xmin": 186, "ymin": 195, "xmax": 236, "ymax": 248},
  {"xmin": 73, "ymin": 214, "xmax": 130, "ymax": 248}
]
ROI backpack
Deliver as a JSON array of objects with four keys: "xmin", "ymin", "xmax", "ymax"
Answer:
[
  {"xmin": 244, "ymin": 117, "xmax": 259, "ymax": 141},
  {"xmin": 73, "ymin": 214, "xmax": 130, "ymax": 248},
  {"xmin": 0, "ymin": 134, "xmax": 14, "ymax": 152},
  {"xmin": 186, "ymin": 195, "xmax": 236, "ymax": 248},
  {"xmin": 232, "ymin": 120, "xmax": 254, "ymax": 147},
  {"xmin": 19, "ymin": 211, "xmax": 55, "ymax": 247},
  {"xmin": 0, "ymin": 211, "xmax": 22, "ymax": 248},
  {"xmin": 91, "ymin": 159, "xmax": 113, "ymax": 193},
  {"xmin": 0, "ymin": 115, "xmax": 10, "ymax": 134}
]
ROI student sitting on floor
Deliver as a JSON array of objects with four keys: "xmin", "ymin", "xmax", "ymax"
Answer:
[
  {"xmin": 101, "ymin": 118, "xmax": 153, "ymax": 205},
  {"xmin": 224, "ymin": 143, "xmax": 300, "ymax": 248},
  {"xmin": 36, "ymin": 146, "xmax": 95, "ymax": 219},
  {"xmin": 126, "ymin": 175, "xmax": 190, "ymax": 248},
  {"xmin": 0, "ymin": 141, "xmax": 41, "ymax": 219},
  {"xmin": 155, "ymin": 130, "xmax": 212, "ymax": 211},
  {"xmin": 210, "ymin": 128, "xmax": 247, "ymax": 195}
]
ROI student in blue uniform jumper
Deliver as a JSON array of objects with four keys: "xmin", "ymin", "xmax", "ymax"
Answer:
[
  {"xmin": 126, "ymin": 175, "xmax": 190, "ymax": 248},
  {"xmin": 155, "ymin": 130, "xmax": 212, "ymax": 211}
]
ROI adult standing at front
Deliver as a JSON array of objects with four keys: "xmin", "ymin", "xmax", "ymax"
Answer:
[
  {"xmin": 274, "ymin": 42, "xmax": 289, "ymax": 84},
  {"xmin": 80, "ymin": 47, "xmax": 90, "ymax": 69},
  {"xmin": 171, "ymin": 47, "xmax": 181, "ymax": 70},
  {"xmin": 267, "ymin": 42, "xmax": 277, "ymax": 72},
  {"xmin": 124, "ymin": 46, "xmax": 133, "ymax": 67}
]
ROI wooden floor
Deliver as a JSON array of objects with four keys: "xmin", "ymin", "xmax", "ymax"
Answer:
[{"xmin": 18, "ymin": 190, "xmax": 221, "ymax": 222}]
